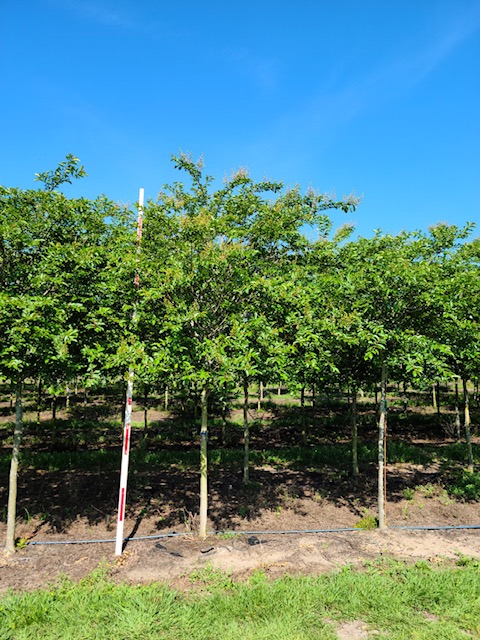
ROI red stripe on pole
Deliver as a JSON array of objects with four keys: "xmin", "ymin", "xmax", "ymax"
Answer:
[
  {"xmin": 119, "ymin": 488, "xmax": 125, "ymax": 522},
  {"xmin": 124, "ymin": 424, "xmax": 130, "ymax": 455},
  {"xmin": 128, "ymin": 397, "xmax": 132, "ymax": 405}
]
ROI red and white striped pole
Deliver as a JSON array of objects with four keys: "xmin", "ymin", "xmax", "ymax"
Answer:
[{"xmin": 115, "ymin": 187, "xmax": 144, "ymax": 556}]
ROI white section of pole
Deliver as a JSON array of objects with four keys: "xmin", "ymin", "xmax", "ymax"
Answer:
[{"xmin": 114, "ymin": 188, "xmax": 144, "ymax": 556}]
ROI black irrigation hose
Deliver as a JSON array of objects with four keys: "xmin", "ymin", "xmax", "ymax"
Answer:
[{"xmin": 27, "ymin": 523, "xmax": 480, "ymax": 546}]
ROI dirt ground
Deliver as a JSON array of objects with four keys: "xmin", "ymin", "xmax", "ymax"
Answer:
[
  {"xmin": 1, "ymin": 483, "xmax": 480, "ymax": 593},
  {"xmin": 1, "ymin": 396, "xmax": 480, "ymax": 593}
]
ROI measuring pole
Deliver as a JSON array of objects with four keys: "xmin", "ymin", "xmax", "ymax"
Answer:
[{"xmin": 115, "ymin": 188, "xmax": 144, "ymax": 556}]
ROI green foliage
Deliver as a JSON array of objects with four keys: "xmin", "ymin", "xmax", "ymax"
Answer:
[
  {"xmin": 447, "ymin": 469, "xmax": 480, "ymax": 500},
  {"xmin": 34, "ymin": 154, "xmax": 87, "ymax": 191},
  {"xmin": 354, "ymin": 510, "xmax": 379, "ymax": 529}
]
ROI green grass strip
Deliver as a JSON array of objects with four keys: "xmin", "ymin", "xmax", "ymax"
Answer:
[
  {"xmin": 1, "ymin": 560, "xmax": 479, "ymax": 639},
  {"xmin": 0, "ymin": 442, "xmax": 478, "ymax": 473}
]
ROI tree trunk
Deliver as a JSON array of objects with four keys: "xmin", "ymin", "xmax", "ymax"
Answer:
[
  {"xmin": 164, "ymin": 385, "xmax": 169, "ymax": 411},
  {"xmin": 5, "ymin": 381, "xmax": 24, "ymax": 553},
  {"xmin": 432, "ymin": 383, "xmax": 437, "ymax": 411},
  {"xmin": 455, "ymin": 379, "xmax": 461, "ymax": 442},
  {"xmin": 312, "ymin": 383, "xmax": 316, "ymax": 407},
  {"xmin": 37, "ymin": 378, "xmax": 42, "ymax": 423},
  {"xmin": 243, "ymin": 377, "xmax": 250, "ymax": 484},
  {"xmin": 221, "ymin": 382, "xmax": 228, "ymax": 447},
  {"xmin": 378, "ymin": 362, "xmax": 387, "ymax": 531},
  {"xmin": 300, "ymin": 386, "xmax": 306, "ymax": 444},
  {"xmin": 436, "ymin": 381, "xmax": 441, "ymax": 424},
  {"xmin": 199, "ymin": 385, "xmax": 208, "ymax": 539},
  {"xmin": 352, "ymin": 387, "xmax": 359, "ymax": 477},
  {"xmin": 51, "ymin": 395, "xmax": 57, "ymax": 421},
  {"xmin": 257, "ymin": 381, "xmax": 262, "ymax": 412},
  {"xmin": 462, "ymin": 378, "xmax": 474, "ymax": 473},
  {"xmin": 144, "ymin": 384, "xmax": 148, "ymax": 432}
]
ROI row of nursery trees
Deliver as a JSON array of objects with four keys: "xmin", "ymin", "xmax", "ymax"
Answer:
[{"xmin": 1, "ymin": 154, "xmax": 479, "ymax": 549}]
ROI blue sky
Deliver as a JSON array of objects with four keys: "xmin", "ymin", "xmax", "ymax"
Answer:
[{"xmin": 1, "ymin": 0, "xmax": 479, "ymax": 237}]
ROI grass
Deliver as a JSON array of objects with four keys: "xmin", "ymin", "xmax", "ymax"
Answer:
[
  {"xmin": 1, "ymin": 560, "xmax": 480, "ymax": 639},
  {"xmin": 1, "ymin": 440, "xmax": 478, "ymax": 474}
]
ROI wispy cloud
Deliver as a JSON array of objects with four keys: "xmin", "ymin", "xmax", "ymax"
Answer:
[{"xmin": 250, "ymin": 4, "xmax": 480, "ymax": 157}]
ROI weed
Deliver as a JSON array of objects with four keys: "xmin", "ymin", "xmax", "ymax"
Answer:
[
  {"xmin": 15, "ymin": 537, "xmax": 29, "ymax": 549},
  {"xmin": 416, "ymin": 483, "xmax": 440, "ymax": 498},
  {"xmin": 403, "ymin": 487, "xmax": 415, "ymax": 501},
  {"xmin": 237, "ymin": 505, "xmax": 249, "ymax": 518},
  {"xmin": 355, "ymin": 509, "xmax": 379, "ymax": 529},
  {"xmin": 447, "ymin": 469, "xmax": 480, "ymax": 500},
  {"xmin": 215, "ymin": 531, "xmax": 237, "ymax": 540}
]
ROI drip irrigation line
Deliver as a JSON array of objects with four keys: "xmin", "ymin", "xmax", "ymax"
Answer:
[{"xmin": 27, "ymin": 523, "xmax": 480, "ymax": 546}]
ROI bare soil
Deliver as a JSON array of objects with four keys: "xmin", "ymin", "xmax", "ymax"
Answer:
[
  {"xmin": 1, "ymin": 460, "xmax": 480, "ymax": 593},
  {"xmin": 1, "ymin": 395, "xmax": 480, "ymax": 592}
]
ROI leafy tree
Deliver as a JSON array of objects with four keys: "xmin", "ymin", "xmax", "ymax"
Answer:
[
  {"xmin": 0, "ymin": 157, "xmax": 132, "ymax": 552},
  {"xmin": 139, "ymin": 154, "xmax": 359, "ymax": 536}
]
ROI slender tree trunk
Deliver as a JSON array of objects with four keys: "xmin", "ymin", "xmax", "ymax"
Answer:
[
  {"xmin": 144, "ymin": 384, "xmax": 148, "ymax": 431},
  {"xmin": 277, "ymin": 383, "xmax": 281, "ymax": 396},
  {"xmin": 436, "ymin": 381, "xmax": 441, "ymax": 424},
  {"xmin": 65, "ymin": 384, "xmax": 70, "ymax": 412},
  {"xmin": 454, "ymin": 379, "xmax": 461, "ymax": 442},
  {"xmin": 352, "ymin": 387, "xmax": 359, "ymax": 477},
  {"xmin": 432, "ymin": 383, "xmax": 437, "ymax": 411},
  {"xmin": 164, "ymin": 385, "xmax": 169, "ymax": 411},
  {"xmin": 257, "ymin": 381, "xmax": 262, "ymax": 412},
  {"xmin": 120, "ymin": 384, "xmax": 126, "ymax": 420},
  {"xmin": 462, "ymin": 378, "xmax": 474, "ymax": 473},
  {"xmin": 221, "ymin": 382, "xmax": 228, "ymax": 447},
  {"xmin": 300, "ymin": 386, "xmax": 307, "ymax": 445},
  {"xmin": 51, "ymin": 395, "xmax": 57, "ymax": 421},
  {"xmin": 37, "ymin": 378, "xmax": 42, "ymax": 423},
  {"xmin": 378, "ymin": 362, "xmax": 387, "ymax": 531},
  {"xmin": 5, "ymin": 381, "xmax": 24, "ymax": 553},
  {"xmin": 243, "ymin": 377, "xmax": 250, "ymax": 484},
  {"xmin": 312, "ymin": 383, "xmax": 316, "ymax": 407},
  {"xmin": 199, "ymin": 385, "xmax": 208, "ymax": 539}
]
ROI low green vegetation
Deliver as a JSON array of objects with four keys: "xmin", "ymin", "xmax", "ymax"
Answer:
[{"xmin": 1, "ymin": 560, "xmax": 479, "ymax": 639}]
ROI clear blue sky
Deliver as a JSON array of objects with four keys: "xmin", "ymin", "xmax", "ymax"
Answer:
[{"xmin": 1, "ymin": 0, "xmax": 479, "ymax": 237}]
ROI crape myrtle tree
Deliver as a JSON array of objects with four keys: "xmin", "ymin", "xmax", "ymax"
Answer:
[
  {"xmin": 139, "ymin": 156, "xmax": 266, "ymax": 538},
  {"xmin": 418, "ymin": 224, "xmax": 480, "ymax": 470},
  {"xmin": 226, "ymin": 312, "xmax": 288, "ymax": 483},
  {"xmin": 336, "ymin": 230, "xmax": 455, "ymax": 529},
  {"xmin": 282, "ymin": 224, "xmax": 362, "ymax": 444},
  {"xmin": 138, "ymin": 154, "xmax": 358, "ymax": 537},
  {"xmin": 0, "ymin": 156, "xmax": 133, "ymax": 552}
]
